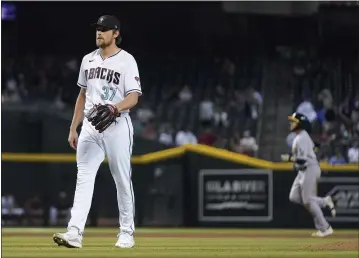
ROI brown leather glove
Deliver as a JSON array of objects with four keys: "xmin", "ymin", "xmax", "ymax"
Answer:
[{"xmin": 86, "ymin": 104, "xmax": 119, "ymax": 133}]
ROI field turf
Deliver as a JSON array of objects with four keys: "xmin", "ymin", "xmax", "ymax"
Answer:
[{"xmin": 2, "ymin": 228, "xmax": 358, "ymax": 258}]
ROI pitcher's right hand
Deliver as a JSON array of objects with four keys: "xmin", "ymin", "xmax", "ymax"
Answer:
[{"xmin": 68, "ymin": 130, "xmax": 79, "ymax": 150}]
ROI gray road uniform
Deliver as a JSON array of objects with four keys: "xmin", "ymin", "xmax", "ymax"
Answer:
[{"xmin": 289, "ymin": 130, "xmax": 331, "ymax": 231}]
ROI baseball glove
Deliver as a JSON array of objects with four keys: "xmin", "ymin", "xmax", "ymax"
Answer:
[{"xmin": 86, "ymin": 104, "xmax": 119, "ymax": 133}]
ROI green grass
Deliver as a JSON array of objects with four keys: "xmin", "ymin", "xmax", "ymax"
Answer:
[{"xmin": 2, "ymin": 228, "xmax": 358, "ymax": 258}]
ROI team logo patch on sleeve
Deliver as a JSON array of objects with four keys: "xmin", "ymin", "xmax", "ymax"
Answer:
[{"xmin": 135, "ymin": 76, "xmax": 141, "ymax": 87}]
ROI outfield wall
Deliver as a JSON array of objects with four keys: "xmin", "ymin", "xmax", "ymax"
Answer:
[
  {"xmin": 2, "ymin": 109, "xmax": 358, "ymax": 228},
  {"xmin": 2, "ymin": 146, "xmax": 358, "ymax": 229}
]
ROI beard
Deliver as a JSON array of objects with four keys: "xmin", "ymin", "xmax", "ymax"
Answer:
[{"xmin": 96, "ymin": 39, "xmax": 113, "ymax": 48}]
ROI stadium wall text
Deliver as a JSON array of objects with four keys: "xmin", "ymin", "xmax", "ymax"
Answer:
[{"xmin": 2, "ymin": 144, "xmax": 358, "ymax": 229}]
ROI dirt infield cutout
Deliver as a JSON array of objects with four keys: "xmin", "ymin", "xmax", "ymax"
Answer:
[{"xmin": 307, "ymin": 241, "xmax": 359, "ymax": 251}]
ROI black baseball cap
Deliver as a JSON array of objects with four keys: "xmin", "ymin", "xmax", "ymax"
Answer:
[{"xmin": 92, "ymin": 15, "xmax": 121, "ymax": 30}]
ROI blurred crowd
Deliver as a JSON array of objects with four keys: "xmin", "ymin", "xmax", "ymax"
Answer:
[
  {"xmin": 2, "ymin": 55, "xmax": 79, "ymax": 109},
  {"xmin": 2, "ymin": 192, "xmax": 71, "ymax": 226},
  {"xmin": 133, "ymin": 83, "xmax": 261, "ymax": 157},
  {"xmin": 290, "ymin": 91, "xmax": 359, "ymax": 165},
  {"xmin": 282, "ymin": 47, "xmax": 359, "ymax": 164},
  {"xmin": 2, "ymin": 55, "xmax": 262, "ymax": 157},
  {"xmin": 3, "ymin": 47, "xmax": 358, "ymax": 162}
]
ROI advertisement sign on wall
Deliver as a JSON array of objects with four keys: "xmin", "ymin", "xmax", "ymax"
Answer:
[
  {"xmin": 198, "ymin": 169, "xmax": 273, "ymax": 222},
  {"xmin": 318, "ymin": 176, "xmax": 359, "ymax": 222}
]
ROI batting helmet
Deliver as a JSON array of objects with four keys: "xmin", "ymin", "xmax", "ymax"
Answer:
[
  {"xmin": 288, "ymin": 112, "xmax": 312, "ymax": 133},
  {"xmin": 92, "ymin": 15, "xmax": 122, "ymax": 46}
]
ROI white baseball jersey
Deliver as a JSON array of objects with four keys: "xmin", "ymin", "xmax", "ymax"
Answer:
[
  {"xmin": 66, "ymin": 49, "xmax": 140, "ymax": 236},
  {"xmin": 77, "ymin": 49, "xmax": 142, "ymax": 114}
]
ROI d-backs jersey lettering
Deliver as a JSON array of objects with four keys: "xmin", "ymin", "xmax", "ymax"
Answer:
[{"xmin": 77, "ymin": 49, "xmax": 142, "ymax": 113}]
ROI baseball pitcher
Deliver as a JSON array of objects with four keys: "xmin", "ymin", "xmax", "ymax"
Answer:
[
  {"xmin": 53, "ymin": 15, "xmax": 141, "ymax": 248},
  {"xmin": 281, "ymin": 112, "xmax": 336, "ymax": 237}
]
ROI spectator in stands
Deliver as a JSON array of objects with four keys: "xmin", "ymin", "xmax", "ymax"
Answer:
[
  {"xmin": 130, "ymin": 111, "xmax": 144, "ymax": 137},
  {"xmin": 222, "ymin": 58, "xmax": 235, "ymax": 76},
  {"xmin": 213, "ymin": 130, "xmax": 228, "ymax": 149},
  {"xmin": 318, "ymin": 145, "xmax": 331, "ymax": 163},
  {"xmin": 230, "ymin": 131, "xmax": 258, "ymax": 156},
  {"xmin": 340, "ymin": 121, "xmax": 352, "ymax": 140},
  {"xmin": 354, "ymin": 119, "xmax": 359, "ymax": 137},
  {"xmin": 2, "ymin": 77, "xmax": 22, "ymax": 103},
  {"xmin": 198, "ymin": 127, "xmax": 217, "ymax": 146},
  {"xmin": 229, "ymin": 132, "xmax": 242, "ymax": 153},
  {"xmin": 199, "ymin": 93, "xmax": 214, "ymax": 127},
  {"xmin": 175, "ymin": 125, "xmax": 197, "ymax": 146},
  {"xmin": 318, "ymin": 89, "xmax": 334, "ymax": 110},
  {"xmin": 49, "ymin": 191, "xmax": 71, "ymax": 226},
  {"xmin": 51, "ymin": 89, "xmax": 66, "ymax": 110},
  {"xmin": 178, "ymin": 84, "xmax": 192, "ymax": 103},
  {"xmin": 320, "ymin": 126, "xmax": 337, "ymax": 149},
  {"xmin": 35, "ymin": 70, "xmax": 50, "ymax": 100},
  {"xmin": 316, "ymin": 89, "xmax": 336, "ymax": 132},
  {"xmin": 213, "ymin": 105, "xmax": 228, "ymax": 128},
  {"xmin": 323, "ymin": 108, "xmax": 337, "ymax": 133},
  {"xmin": 24, "ymin": 194, "xmax": 43, "ymax": 225},
  {"xmin": 231, "ymin": 90, "xmax": 245, "ymax": 111},
  {"xmin": 214, "ymin": 84, "xmax": 226, "ymax": 106},
  {"xmin": 328, "ymin": 147, "xmax": 347, "ymax": 165},
  {"xmin": 243, "ymin": 87, "xmax": 262, "ymax": 126},
  {"xmin": 65, "ymin": 58, "xmax": 78, "ymax": 72},
  {"xmin": 347, "ymin": 140, "xmax": 359, "ymax": 164},
  {"xmin": 339, "ymin": 96, "xmax": 354, "ymax": 127},
  {"xmin": 2, "ymin": 194, "xmax": 16, "ymax": 214},
  {"xmin": 133, "ymin": 119, "xmax": 144, "ymax": 136},
  {"xmin": 2, "ymin": 194, "xmax": 24, "ymax": 225},
  {"xmin": 17, "ymin": 73, "xmax": 28, "ymax": 99},
  {"xmin": 351, "ymin": 98, "xmax": 359, "ymax": 132},
  {"xmin": 248, "ymin": 86, "xmax": 263, "ymax": 107},
  {"xmin": 136, "ymin": 102, "xmax": 155, "ymax": 125},
  {"xmin": 238, "ymin": 130, "xmax": 258, "ymax": 156},
  {"xmin": 296, "ymin": 96, "xmax": 317, "ymax": 123},
  {"xmin": 141, "ymin": 120, "xmax": 158, "ymax": 141},
  {"xmin": 161, "ymin": 84, "xmax": 178, "ymax": 103},
  {"xmin": 213, "ymin": 85, "xmax": 228, "ymax": 128},
  {"xmin": 293, "ymin": 49, "xmax": 306, "ymax": 76},
  {"xmin": 158, "ymin": 123, "xmax": 174, "ymax": 146}
]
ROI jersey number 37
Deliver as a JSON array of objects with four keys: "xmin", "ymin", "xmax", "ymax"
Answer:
[{"xmin": 101, "ymin": 86, "xmax": 117, "ymax": 101}]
